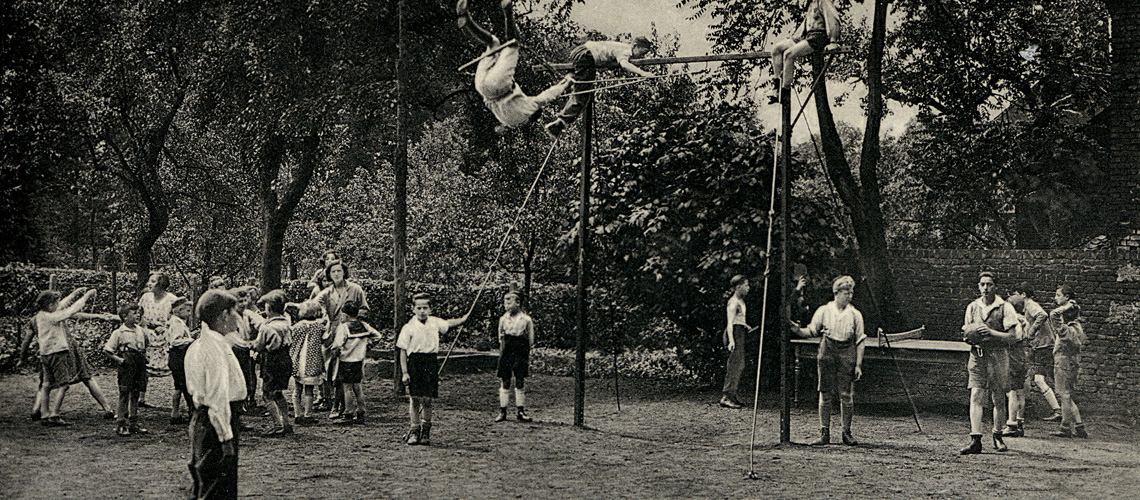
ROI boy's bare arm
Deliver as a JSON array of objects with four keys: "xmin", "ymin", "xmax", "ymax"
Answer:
[
  {"xmin": 446, "ymin": 314, "xmax": 470, "ymax": 328},
  {"xmin": 103, "ymin": 336, "xmax": 124, "ymax": 365},
  {"xmin": 618, "ymin": 57, "xmax": 654, "ymax": 78},
  {"xmin": 55, "ymin": 288, "xmax": 97, "ymax": 320},
  {"xmin": 58, "ymin": 287, "xmax": 84, "ymax": 309},
  {"xmin": 74, "ymin": 312, "xmax": 117, "ymax": 321},
  {"xmin": 533, "ymin": 78, "xmax": 572, "ymax": 105},
  {"xmin": 399, "ymin": 349, "xmax": 410, "ymax": 384},
  {"xmin": 16, "ymin": 323, "xmax": 36, "ymax": 366}
]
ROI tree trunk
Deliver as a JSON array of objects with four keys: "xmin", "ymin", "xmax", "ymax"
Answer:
[
  {"xmin": 809, "ymin": 0, "xmax": 899, "ymax": 331},
  {"xmin": 124, "ymin": 89, "xmax": 185, "ymax": 293},
  {"xmin": 258, "ymin": 134, "xmax": 320, "ymax": 292},
  {"xmin": 133, "ymin": 207, "xmax": 170, "ymax": 294}
]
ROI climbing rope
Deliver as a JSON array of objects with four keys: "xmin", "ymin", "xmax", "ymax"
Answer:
[
  {"xmin": 437, "ymin": 137, "xmax": 562, "ymax": 375},
  {"xmin": 746, "ymin": 115, "xmax": 782, "ymax": 480}
]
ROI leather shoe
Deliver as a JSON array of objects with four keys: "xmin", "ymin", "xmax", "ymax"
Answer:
[
  {"xmin": 719, "ymin": 397, "xmax": 743, "ymax": 409},
  {"xmin": 959, "ymin": 436, "xmax": 982, "ymax": 455}
]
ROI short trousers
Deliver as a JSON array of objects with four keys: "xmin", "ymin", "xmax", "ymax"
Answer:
[
  {"xmin": 497, "ymin": 335, "xmax": 530, "ymax": 380},
  {"xmin": 1031, "ymin": 347, "xmax": 1054, "ymax": 372},
  {"xmin": 805, "ymin": 29, "xmax": 830, "ymax": 53},
  {"xmin": 967, "ymin": 346, "xmax": 1010, "ymax": 392},
  {"xmin": 407, "ymin": 353, "xmax": 439, "ymax": 398},
  {"xmin": 260, "ymin": 348, "xmax": 294, "ymax": 394},
  {"xmin": 817, "ymin": 336, "xmax": 857, "ymax": 395},
  {"xmin": 41, "ymin": 347, "xmax": 92, "ymax": 389},
  {"xmin": 169, "ymin": 344, "xmax": 191, "ymax": 393},
  {"xmin": 1007, "ymin": 342, "xmax": 1028, "ymax": 385},
  {"xmin": 335, "ymin": 361, "xmax": 363, "ymax": 384},
  {"xmin": 117, "ymin": 350, "xmax": 148, "ymax": 393},
  {"xmin": 1054, "ymin": 353, "xmax": 1080, "ymax": 394}
]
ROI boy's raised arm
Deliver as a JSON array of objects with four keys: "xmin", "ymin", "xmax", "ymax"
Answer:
[{"xmin": 446, "ymin": 313, "xmax": 470, "ymax": 328}]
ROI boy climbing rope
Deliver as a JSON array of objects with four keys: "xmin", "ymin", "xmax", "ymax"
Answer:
[{"xmin": 458, "ymin": 0, "xmax": 572, "ymax": 133}]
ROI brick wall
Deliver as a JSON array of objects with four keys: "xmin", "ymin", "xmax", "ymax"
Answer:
[
  {"xmin": 1107, "ymin": 1, "xmax": 1140, "ymax": 227},
  {"xmin": 888, "ymin": 248, "xmax": 1140, "ymax": 407}
]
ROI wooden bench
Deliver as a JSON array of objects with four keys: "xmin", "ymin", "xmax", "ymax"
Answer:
[{"xmin": 790, "ymin": 327, "xmax": 970, "ymax": 402}]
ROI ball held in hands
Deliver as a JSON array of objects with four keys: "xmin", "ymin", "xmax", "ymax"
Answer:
[{"xmin": 962, "ymin": 322, "xmax": 990, "ymax": 345}]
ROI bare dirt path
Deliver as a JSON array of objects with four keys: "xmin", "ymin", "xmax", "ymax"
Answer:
[{"xmin": 2, "ymin": 370, "xmax": 1137, "ymax": 499}]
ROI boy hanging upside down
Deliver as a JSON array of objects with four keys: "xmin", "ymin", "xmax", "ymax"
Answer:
[{"xmin": 458, "ymin": 0, "xmax": 572, "ymax": 133}]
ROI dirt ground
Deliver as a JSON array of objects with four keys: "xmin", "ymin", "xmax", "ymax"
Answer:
[{"xmin": 1, "ymin": 369, "xmax": 1138, "ymax": 500}]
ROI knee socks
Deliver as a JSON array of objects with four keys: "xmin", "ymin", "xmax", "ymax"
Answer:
[
  {"xmin": 515, "ymin": 388, "xmax": 525, "ymax": 409},
  {"xmin": 499, "ymin": 388, "xmax": 510, "ymax": 408}
]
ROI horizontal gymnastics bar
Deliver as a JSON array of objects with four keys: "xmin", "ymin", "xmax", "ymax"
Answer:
[{"xmin": 535, "ymin": 46, "xmax": 853, "ymax": 72}]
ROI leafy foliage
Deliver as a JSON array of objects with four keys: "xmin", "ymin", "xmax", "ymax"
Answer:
[{"xmin": 583, "ymin": 75, "xmax": 849, "ymax": 378}]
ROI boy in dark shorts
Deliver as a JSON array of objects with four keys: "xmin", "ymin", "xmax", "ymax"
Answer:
[
  {"xmin": 791, "ymin": 275, "xmax": 865, "ymax": 446},
  {"xmin": 168, "ymin": 297, "xmax": 196, "ymax": 425},
  {"xmin": 104, "ymin": 304, "xmax": 151, "ymax": 436},
  {"xmin": 397, "ymin": 293, "xmax": 468, "ymax": 445},
  {"xmin": 255, "ymin": 290, "xmax": 294, "ymax": 436},
  {"xmin": 330, "ymin": 301, "xmax": 380, "ymax": 423},
  {"xmin": 769, "ymin": 0, "xmax": 841, "ymax": 96},
  {"xmin": 495, "ymin": 291, "xmax": 535, "ymax": 422}
]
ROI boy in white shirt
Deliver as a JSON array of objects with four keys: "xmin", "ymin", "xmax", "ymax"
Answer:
[
  {"xmin": 495, "ymin": 291, "xmax": 535, "ymax": 422},
  {"xmin": 330, "ymin": 301, "xmax": 380, "ymax": 423},
  {"xmin": 792, "ymin": 275, "xmax": 865, "ymax": 446},
  {"xmin": 185, "ymin": 290, "xmax": 249, "ymax": 499},
  {"xmin": 458, "ymin": 0, "xmax": 572, "ymax": 133},
  {"xmin": 104, "ymin": 304, "xmax": 151, "ymax": 436},
  {"xmin": 397, "ymin": 293, "xmax": 468, "ymax": 445},
  {"xmin": 167, "ymin": 297, "xmax": 196, "ymax": 425},
  {"xmin": 545, "ymin": 37, "xmax": 654, "ymax": 137},
  {"xmin": 721, "ymin": 275, "xmax": 751, "ymax": 409}
]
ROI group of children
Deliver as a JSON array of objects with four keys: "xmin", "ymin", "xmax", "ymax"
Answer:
[
  {"xmin": 17, "ymin": 259, "xmax": 540, "ymax": 499},
  {"xmin": 719, "ymin": 269, "xmax": 1090, "ymax": 453},
  {"xmin": 19, "ymin": 259, "xmax": 541, "ymax": 442},
  {"xmin": 956, "ymin": 272, "xmax": 1089, "ymax": 454}
]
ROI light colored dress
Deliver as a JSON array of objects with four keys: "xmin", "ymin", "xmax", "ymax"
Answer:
[{"xmin": 138, "ymin": 291, "xmax": 179, "ymax": 377}]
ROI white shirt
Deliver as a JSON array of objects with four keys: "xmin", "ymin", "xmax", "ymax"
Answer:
[
  {"xmin": 185, "ymin": 325, "xmax": 248, "ymax": 442},
  {"xmin": 582, "ymin": 41, "xmax": 636, "ymax": 67},
  {"xmin": 397, "ymin": 316, "xmax": 449, "ymax": 354},
  {"xmin": 333, "ymin": 320, "xmax": 379, "ymax": 362},
  {"xmin": 105, "ymin": 324, "xmax": 149, "ymax": 353},
  {"xmin": 963, "ymin": 295, "xmax": 1019, "ymax": 333},
  {"xmin": 499, "ymin": 312, "xmax": 533, "ymax": 337},
  {"xmin": 167, "ymin": 315, "xmax": 195, "ymax": 347},
  {"xmin": 807, "ymin": 301, "xmax": 866, "ymax": 344}
]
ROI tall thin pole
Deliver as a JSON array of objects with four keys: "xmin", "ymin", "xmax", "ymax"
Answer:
[
  {"xmin": 574, "ymin": 100, "xmax": 593, "ymax": 427},
  {"xmin": 779, "ymin": 86, "xmax": 792, "ymax": 444},
  {"xmin": 392, "ymin": 0, "xmax": 408, "ymax": 395}
]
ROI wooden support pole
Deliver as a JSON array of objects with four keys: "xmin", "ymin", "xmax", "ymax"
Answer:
[
  {"xmin": 779, "ymin": 86, "xmax": 792, "ymax": 444},
  {"xmin": 574, "ymin": 99, "xmax": 593, "ymax": 428},
  {"xmin": 393, "ymin": 0, "xmax": 409, "ymax": 396}
]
